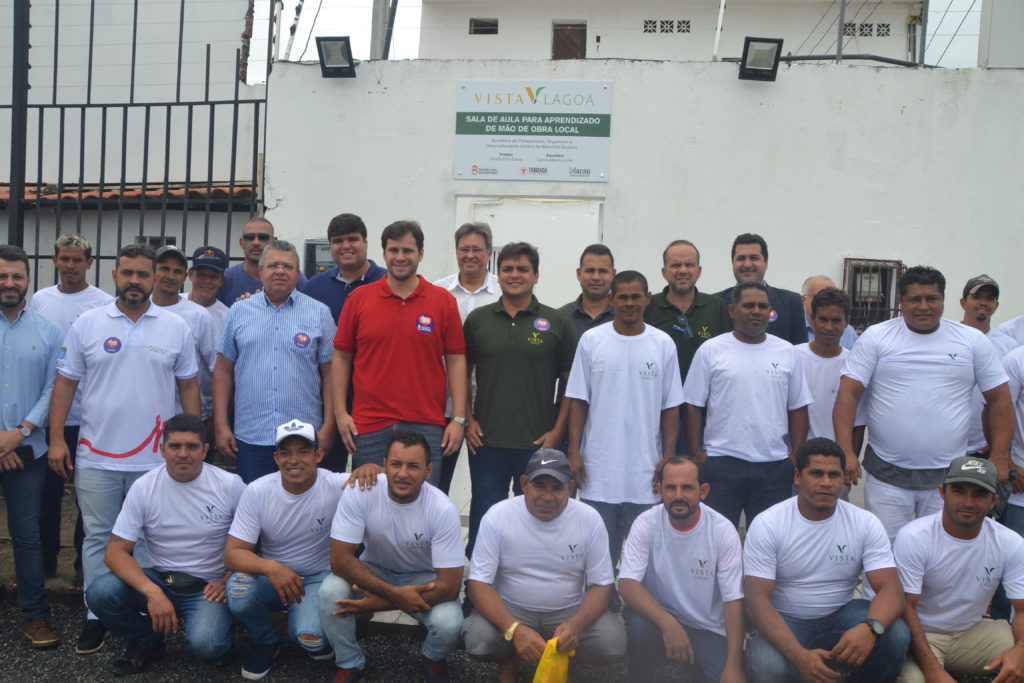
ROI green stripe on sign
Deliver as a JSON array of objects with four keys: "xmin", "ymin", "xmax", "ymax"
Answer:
[{"xmin": 455, "ymin": 112, "xmax": 611, "ymax": 137}]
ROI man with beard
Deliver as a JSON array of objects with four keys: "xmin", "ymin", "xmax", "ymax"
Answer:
[
  {"xmin": 645, "ymin": 240, "xmax": 729, "ymax": 455},
  {"xmin": 619, "ymin": 456, "xmax": 745, "ymax": 683},
  {"xmin": 48, "ymin": 243, "xmax": 200, "ymax": 655},
  {"xmin": 0, "ymin": 245, "xmax": 64, "ymax": 648},
  {"xmin": 218, "ymin": 217, "xmax": 306, "ymax": 306}
]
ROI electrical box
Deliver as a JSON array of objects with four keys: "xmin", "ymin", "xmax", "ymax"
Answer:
[{"xmin": 303, "ymin": 240, "xmax": 333, "ymax": 278}]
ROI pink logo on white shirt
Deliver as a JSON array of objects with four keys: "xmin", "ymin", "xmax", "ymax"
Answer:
[{"xmin": 103, "ymin": 337, "xmax": 122, "ymax": 353}]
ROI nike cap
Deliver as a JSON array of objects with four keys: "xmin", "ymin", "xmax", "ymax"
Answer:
[
  {"xmin": 943, "ymin": 455, "xmax": 997, "ymax": 494},
  {"xmin": 524, "ymin": 449, "xmax": 573, "ymax": 484},
  {"xmin": 275, "ymin": 419, "xmax": 317, "ymax": 447}
]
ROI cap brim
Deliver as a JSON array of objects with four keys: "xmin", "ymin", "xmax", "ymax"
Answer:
[
  {"xmin": 942, "ymin": 475, "xmax": 997, "ymax": 494},
  {"xmin": 275, "ymin": 434, "xmax": 317, "ymax": 448},
  {"xmin": 526, "ymin": 468, "xmax": 572, "ymax": 484},
  {"xmin": 191, "ymin": 262, "xmax": 226, "ymax": 272}
]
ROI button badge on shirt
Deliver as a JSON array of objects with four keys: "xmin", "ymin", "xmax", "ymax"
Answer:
[
  {"xmin": 103, "ymin": 337, "xmax": 122, "ymax": 354},
  {"xmin": 416, "ymin": 314, "xmax": 435, "ymax": 333}
]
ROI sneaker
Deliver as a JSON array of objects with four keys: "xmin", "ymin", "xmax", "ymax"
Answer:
[
  {"xmin": 76, "ymin": 619, "xmax": 108, "ymax": 655},
  {"xmin": 308, "ymin": 646, "xmax": 335, "ymax": 661},
  {"xmin": 241, "ymin": 642, "xmax": 281, "ymax": 681},
  {"xmin": 332, "ymin": 668, "xmax": 365, "ymax": 683},
  {"xmin": 22, "ymin": 618, "xmax": 60, "ymax": 648},
  {"xmin": 110, "ymin": 640, "xmax": 164, "ymax": 676},
  {"xmin": 420, "ymin": 655, "xmax": 451, "ymax": 683}
]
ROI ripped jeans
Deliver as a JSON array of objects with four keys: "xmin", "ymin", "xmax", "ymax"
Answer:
[{"xmin": 227, "ymin": 569, "xmax": 331, "ymax": 653}]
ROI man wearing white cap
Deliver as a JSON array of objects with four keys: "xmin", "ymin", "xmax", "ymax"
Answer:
[
  {"xmin": 463, "ymin": 449, "xmax": 625, "ymax": 683},
  {"xmin": 224, "ymin": 420, "xmax": 382, "ymax": 681}
]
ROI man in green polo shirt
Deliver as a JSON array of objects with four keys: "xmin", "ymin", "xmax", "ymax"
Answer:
[
  {"xmin": 644, "ymin": 240, "xmax": 730, "ymax": 454},
  {"xmin": 464, "ymin": 242, "xmax": 576, "ymax": 558}
]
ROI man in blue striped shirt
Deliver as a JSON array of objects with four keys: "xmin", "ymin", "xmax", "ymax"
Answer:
[{"xmin": 213, "ymin": 240, "xmax": 337, "ymax": 483}]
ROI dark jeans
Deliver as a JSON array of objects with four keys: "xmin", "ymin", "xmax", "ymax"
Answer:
[
  {"xmin": 704, "ymin": 456, "xmax": 794, "ymax": 528},
  {"xmin": 3, "ymin": 454, "xmax": 50, "ymax": 620},
  {"xmin": 235, "ymin": 440, "xmax": 278, "ymax": 484},
  {"xmin": 581, "ymin": 500, "xmax": 652, "ymax": 569},
  {"xmin": 626, "ymin": 608, "xmax": 727, "ymax": 682},
  {"xmin": 320, "ymin": 439, "xmax": 349, "ymax": 474},
  {"xmin": 467, "ymin": 446, "xmax": 536, "ymax": 558},
  {"xmin": 41, "ymin": 425, "xmax": 84, "ymax": 573},
  {"xmin": 745, "ymin": 599, "xmax": 911, "ymax": 683}
]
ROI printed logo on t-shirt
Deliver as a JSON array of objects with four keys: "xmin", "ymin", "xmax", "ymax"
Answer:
[
  {"xmin": 533, "ymin": 318, "xmax": 551, "ymax": 332},
  {"xmin": 294, "ymin": 332, "xmax": 311, "ymax": 348},
  {"xmin": 103, "ymin": 337, "xmax": 122, "ymax": 354},
  {"xmin": 416, "ymin": 315, "xmax": 435, "ymax": 333},
  {"xmin": 405, "ymin": 532, "xmax": 431, "ymax": 548},
  {"xmin": 560, "ymin": 543, "xmax": 583, "ymax": 563},
  {"xmin": 769, "ymin": 308, "xmax": 778, "ymax": 323},
  {"xmin": 56, "ymin": 346, "xmax": 67, "ymax": 368},
  {"xmin": 199, "ymin": 504, "xmax": 232, "ymax": 526},
  {"xmin": 765, "ymin": 361, "xmax": 786, "ymax": 378},
  {"xmin": 977, "ymin": 566, "xmax": 998, "ymax": 585},
  {"xmin": 690, "ymin": 557, "xmax": 715, "ymax": 580},
  {"xmin": 310, "ymin": 516, "xmax": 328, "ymax": 536},
  {"xmin": 829, "ymin": 543, "xmax": 856, "ymax": 567},
  {"xmin": 638, "ymin": 360, "xmax": 660, "ymax": 380},
  {"xmin": 527, "ymin": 332, "xmax": 544, "ymax": 346},
  {"xmin": 948, "ymin": 353, "xmax": 959, "ymax": 361},
  {"xmin": 697, "ymin": 325, "xmax": 712, "ymax": 339}
]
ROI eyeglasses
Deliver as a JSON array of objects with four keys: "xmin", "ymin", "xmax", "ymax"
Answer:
[
  {"xmin": 672, "ymin": 314, "xmax": 694, "ymax": 338},
  {"xmin": 242, "ymin": 232, "xmax": 272, "ymax": 242}
]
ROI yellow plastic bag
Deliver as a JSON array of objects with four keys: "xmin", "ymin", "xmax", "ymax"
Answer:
[{"xmin": 532, "ymin": 636, "xmax": 575, "ymax": 683}]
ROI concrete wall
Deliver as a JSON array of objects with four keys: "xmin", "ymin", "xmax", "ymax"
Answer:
[
  {"xmin": 263, "ymin": 58, "xmax": 1024, "ymax": 319},
  {"xmin": 419, "ymin": 0, "xmax": 916, "ymax": 62}
]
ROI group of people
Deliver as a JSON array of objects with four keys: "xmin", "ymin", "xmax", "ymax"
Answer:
[{"xmin": 1, "ymin": 214, "xmax": 1024, "ymax": 682}]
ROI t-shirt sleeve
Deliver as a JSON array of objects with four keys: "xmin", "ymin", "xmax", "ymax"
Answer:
[
  {"xmin": 742, "ymin": 514, "xmax": 777, "ymax": 580},
  {"xmin": 860, "ymin": 513, "xmax": 895, "ymax": 573},
  {"xmin": 174, "ymin": 325, "xmax": 200, "ymax": 379},
  {"xmin": 227, "ymin": 485, "xmax": 261, "ymax": 544},
  {"xmin": 1005, "ymin": 352, "xmax": 1024, "ymax": 404},
  {"xmin": 216, "ymin": 307, "xmax": 240, "ymax": 361},
  {"xmin": 429, "ymin": 498, "xmax": 466, "ymax": 569},
  {"xmin": 111, "ymin": 480, "xmax": 148, "ymax": 542},
  {"xmin": 717, "ymin": 522, "xmax": 745, "ymax": 602},
  {"xmin": 468, "ymin": 508, "xmax": 501, "ymax": 584},
  {"xmin": 893, "ymin": 525, "xmax": 925, "ymax": 595},
  {"xmin": 841, "ymin": 327, "xmax": 878, "ymax": 387},
  {"xmin": 330, "ymin": 481, "xmax": 367, "ymax": 544},
  {"xmin": 441, "ymin": 293, "xmax": 467, "ymax": 355},
  {"xmin": 57, "ymin": 320, "xmax": 86, "ymax": 380},
  {"xmin": 563, "ymin": 334, "xmax": 591, "ymax": 402},
  {"xmin": 787, "ymin": 347, "xmax": 814, "ymax": 411},
  {"xmin": 1001, "ymin": 534, "xmax": 1024, "ymax": 600},
  {"xmin": 316, "ymin": 305, "xmax": 337, "ymax": 364},
  {"xmin": 617, "ymin": 510, "xmax": 652, "ymax": 583},
  {"xmin": 661, "ymin": 338, "xmax": 684, "ymax": 409},
  {"xmin": 583, "ymin": 512, "xmax": 615, "ymax": 587},
  {"xmin": 681, "ymin": 345, "xmax": 712, "ymax": 408},
  {"xmin": 333, "ymin": 293, "xmax": 359, "ymax": 353},
  {"xmin": 973, "ymin": 333, "xmax": 1010, "ymax": 393}
]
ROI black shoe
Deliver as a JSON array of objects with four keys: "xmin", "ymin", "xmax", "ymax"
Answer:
[
  {"xmin": 111, "ymin": 640, "xmax": 164, "ymax": 676},
  {"xmin": 76, "ymin": 619, "xmax": 108, "ymax": 655},
  {"xmin": 241, "ymin": 642, "xmax": 281, "ymax": 681},
  {"xmin": 420, "ymin": 655, "xmax": 451, "ymax": 683}
]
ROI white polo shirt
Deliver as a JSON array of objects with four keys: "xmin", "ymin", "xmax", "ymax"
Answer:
[
  {"xmin": 619, "ymin": 503, "xmax": 743, "ymax": 636},
  {"xmin": 30, "ymin": 284, "xmax": 113, "ymax": 426},
  {"xmin": 58, "ymin": 302, "xmax": 199, "ymax": 471},
  {"xmin": 229, "ymin": 469, "xmax": 347, "ymax": 577},
  {"xmin": 683, "ymin": 333, "xmax": 813, "ymax": 463},
  {"xmin": 841, "ymin": 318, "xmax": 1008, "ymax": 470},
  {"xmin": 895, "ymin": 513, "xmax": 1024, "ymax": 634},
  {"xmin": 113, "ymin": 464, "xmax": 245, "ymax": 581}
]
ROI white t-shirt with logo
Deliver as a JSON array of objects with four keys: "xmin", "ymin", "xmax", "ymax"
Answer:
[
  {"xmin": 841, "ymin": 317, "xmax": 1008, "ymax": 470},
  {"xmin": 30, "ymin": 284, "xmax": 113, "ymax": 425},
  {"xmin": 469, "ymin": 497, "xmax": 615, "ymax": 611},
  {"xmin": 565, "ymin": 323, "xmax": 683, "ymax": 504},
  {"xmin": 58, "ymin": 303, "xmax": 199, "ymax": 471},
  {"xmin": 1002, "ymin": 346, "xmax": 1024, "ymax": 508},
  {"xmin": 330, "ymin": 474, "xmax": 463, "ymax": 574},
  {"xmin": 795, "ymin": 344, "xmax": 865, "ymax": 440},
  {"xmin": 683, "ymin": 333, "xmax": 813, "ymax": 463},
  {"xmin": 229, "ymin": 469, "xmax": 347, "ymax": 576},
  {"xmin": 113, "ymin": 464, "xmax": 245, "ymax": 581},
  {"xmin": 619, "ymin": 503, "xmax": 742, "ymax": 636},
  {"xmin": 966, "ymin": 330, "xmax": 1017, "ymax": 452},
  {"xmin": 743, "ymin": 497, "xmax": 894, "ymax": 619},
  {"xmin": 895, "ymin": 513, "xmax": 1024, "ymax": 634},
  {"xmin": 159, "ymin": 297, "xmax": 217, "ymax": 420}
]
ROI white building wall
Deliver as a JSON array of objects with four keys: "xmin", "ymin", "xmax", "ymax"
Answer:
[
  {"xmin": 263, "ymin": 59, "xmax": 1024, "ymax": 319},
  {"xmin": 419, "ymin": 1, "xmax": 917, "ymax": 62}
]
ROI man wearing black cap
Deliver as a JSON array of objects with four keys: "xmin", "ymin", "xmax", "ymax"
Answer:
[
  {"xmin": 894, "ymin": 456, "xmax": 1024, "ymax": 682},
  {"xmin": 187, "ymin": 245, "xmax": 230, "ymax": 337},
  {"xmin": 462, "ymin": 449, "xmax": 625, "ymax": 683}
]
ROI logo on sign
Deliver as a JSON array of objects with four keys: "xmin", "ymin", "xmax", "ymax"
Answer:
[
  {"xmin": 293, "ymin": 332, "xmax": 310, "ymax": 348},
  {"xmin": 533, "ymin": 318, "xmax": 551, "ymax": 332},
  {"xmin": 103, "ymin": 337, "xmax": 122, "ymax": 354},
  {"xmin": 416, "ymin": 315, "xmax": 435, "ymax": 333}
]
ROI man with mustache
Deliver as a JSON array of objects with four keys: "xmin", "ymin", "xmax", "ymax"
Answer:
[
  {"xmin": 48, "ymin": 243, "xmax": 200, "ymax": 655},
  {"xmin": 619, "ymin": 456, "xmax": 745, "ymax": 683}
]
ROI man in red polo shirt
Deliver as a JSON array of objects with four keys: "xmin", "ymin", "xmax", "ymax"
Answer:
[{"xmin": 332, "ymin": 220, "xmax": 469, "ymax": 486}]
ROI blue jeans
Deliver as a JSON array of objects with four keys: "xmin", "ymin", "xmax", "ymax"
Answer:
[
  {"xmin": 704, "ymin": 456, "xmax": 794, "ymax": 528},
  {"xmin": 87, "ymin": 568, "xmax": 233, "ymax": 660},
  {"xmin": 227, "ymin": 570, "xmax": 331, "ymax": 652},
  {"xmin": 745, "ymin": 599, "xmax": 911, "ymax": 683},
  {"xmin": 2, "ymin": 454, "xmax": 50, "ymax": 620},
  {"xmin": 235, "ymin": 440, "xmax": 278, "ymax": 484},
  {"xmin": 318, "ymin": 565, "xmax": 462, "ymax": 669},
  {"xmin": 625, "ymin": 608, "xmax": 727, "ymax": 683},
  {"xmin": 467, "ymin": 446, "xmax": 536, "ymax": 557},
  {"xmin": 352, "ymin": 423, "xmax": 443, "ymax": 487},
  {"xmin": 581, "ymin": 500, "xmax": 653, "ymax": 569},
  {"xmin": 76, "ymin": 467, "xmax": 151, "ymax": 619}
]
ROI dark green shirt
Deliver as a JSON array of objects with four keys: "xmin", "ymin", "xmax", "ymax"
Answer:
[
  {"xmin": 465, "ymin": 296, "xmax": 577, "ymax": 449},
  {"xmin": 644, "ymin": 287, "xmax": 731, "ymax": 380}
]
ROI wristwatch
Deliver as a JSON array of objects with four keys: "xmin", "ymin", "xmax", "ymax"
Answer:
[
  {"xmin": 504, "ymin": 621, "xmax": 521, "ymax": 641},
  {"xmin": 18, "ymin": 425, "xmax": 31, "ymax": 439},
  {"xmin": 863, "ymin": 618, "xmax": 885, "ymax": 638},
  {"xmin": 452, "ymin": 416, "xmax": 469, "ymax": 427}
]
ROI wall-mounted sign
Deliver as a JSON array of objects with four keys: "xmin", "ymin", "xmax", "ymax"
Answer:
[{"xmin": 454, "ymin": 80, "xmax": 612, "ymax": 182}]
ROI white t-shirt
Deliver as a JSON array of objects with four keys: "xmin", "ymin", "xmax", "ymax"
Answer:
[
  {"xmin": 57, "ymin": 303, "xmax": 199, "ymax": 471},
  {"xmin": 469, "ymin": 497, "xmax": 615, "ymax": 611},
  {"xmin": 183, "ymin": 293, "xmax": 229, "ymax": 340},
  {"xmin": 1003, "ymin": 346, "xmax": 1024, "ymax": 508},
  {"xmin": 682, "ymin": 333, "xmax": 813, "ymax": 463},
  {"xmin": 113, "ymin": 464, "xmax": 245, "ymax": 581},
  {"xmin": 966, "ymin": 330, "xmax": 1017, "ymax": 452},
  {"xmin": 158, "ymin": 298, "xmax": 217, "ymax": 420},
  {"xmin": 743, "ymin": 497, "xmax": 894, "ymax": 619},
  {"xmin": 619, "ymin": 503, "xmax": 742, "ymax": 636},
  {"xmin": 894, "ymin": 513, "xmax": 1024, "ymax": 634},
  {"xmin": 330, "ymin": 474, "xmax": 463, "ymax": 574},
  {"xmin": 565, "ymin": 323, "xmax": 683, "ymax": 504},
  {"xmin": 795, "ymin": 344, "xmax": 865, "ymax": 440},
  {"xmin": 842, "ymin": 318, "xmax": 1009, "ymax": 469},
  {"xmin": 997, "ymin": 316, "xmax": 1024, "ymax": 347},
  {"xmin": 30, "ymin": 284, "xmax": 113, "ymax": 425},
  {"xmin": 229, "ymin": 469, "xmax": 347, "ymax": 576}
]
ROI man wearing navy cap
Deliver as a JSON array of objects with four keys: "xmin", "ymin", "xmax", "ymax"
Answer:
[{"xmin": 187, "ymin": 245, "xmax": 230, "ymax": 337}]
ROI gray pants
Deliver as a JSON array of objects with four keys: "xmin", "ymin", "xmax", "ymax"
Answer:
[{"xmin": 462, "ymin": 600, "xmax": 625, "ymax": 659}]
